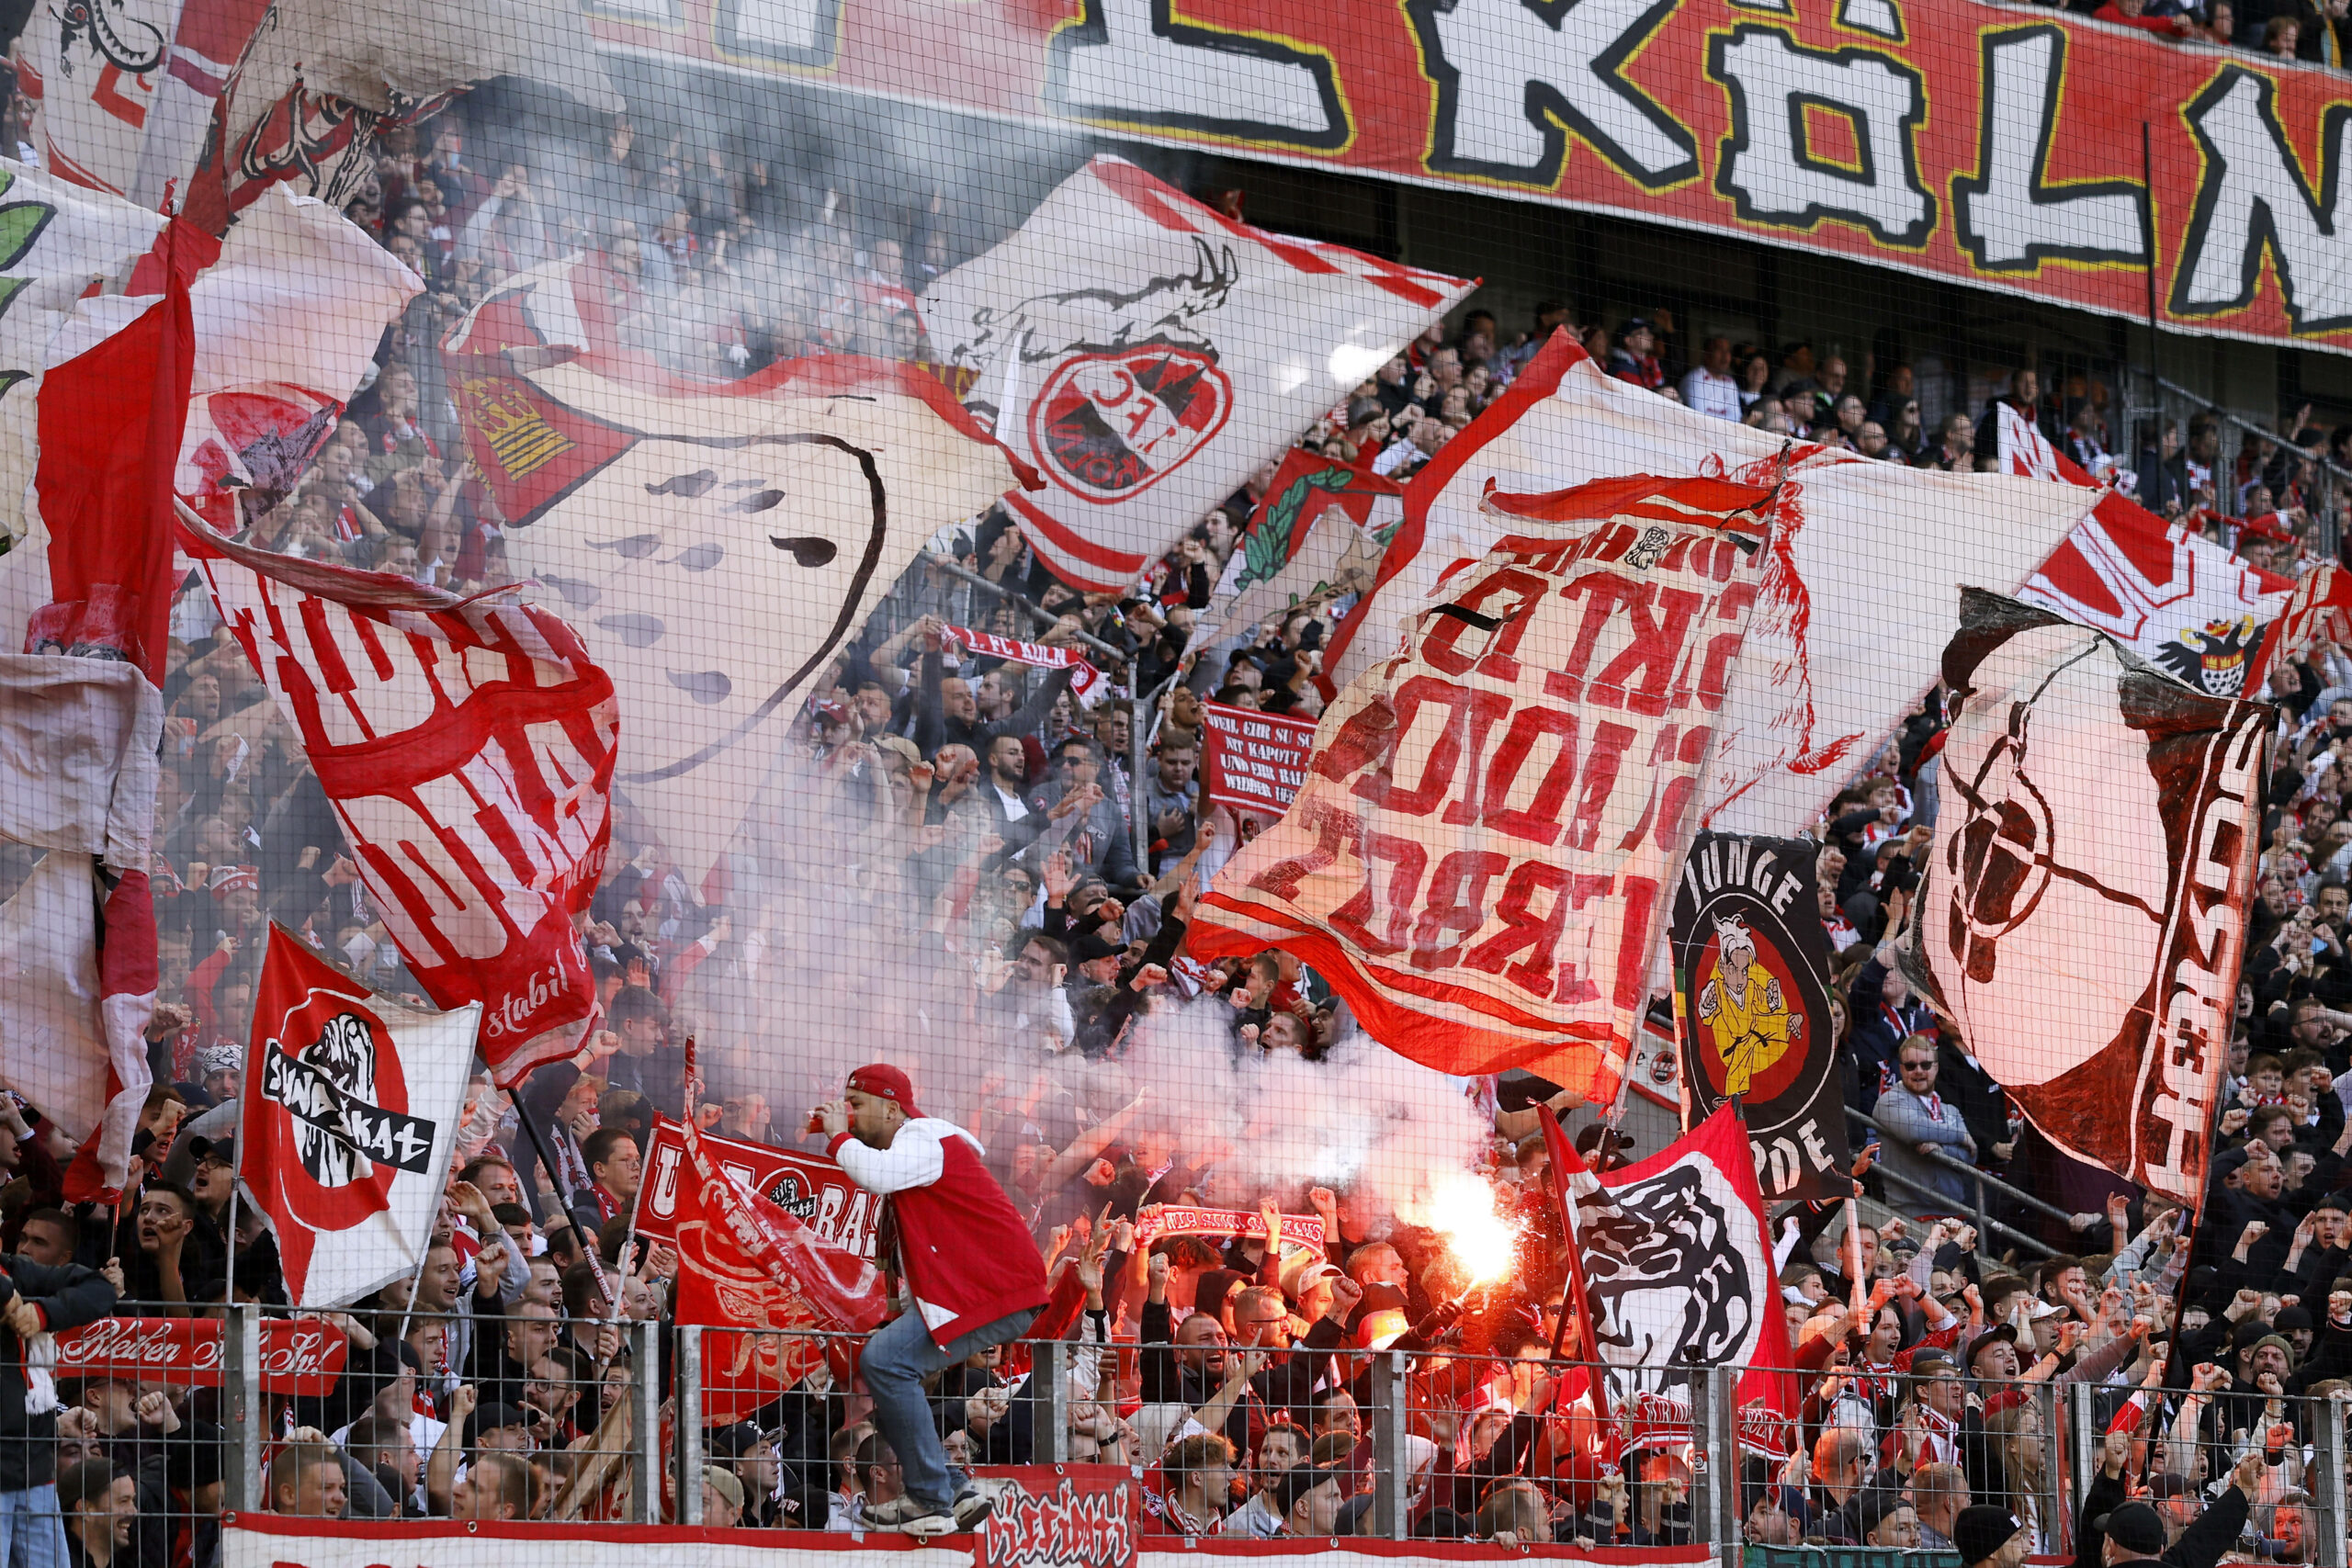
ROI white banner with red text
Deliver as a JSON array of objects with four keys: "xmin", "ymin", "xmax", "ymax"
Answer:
[
  {"xmin": 1193, "ymin": 474, "xmax": 1777, "ymax": 1100},
  {"xmin": 1323, "ymin": 334, "xmax": 2100, "ymax": 841}
]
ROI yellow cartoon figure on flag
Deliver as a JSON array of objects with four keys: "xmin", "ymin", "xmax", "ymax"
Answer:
[{"xmin": 1694, "ymin": 914, "xmax": 1800, "ymax": 1097}]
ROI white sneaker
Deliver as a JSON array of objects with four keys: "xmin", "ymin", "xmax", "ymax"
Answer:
[
  {"xmin": 954, "ymin": 1479, "xmax": 1014, "ymax": 1529},
  {"xmin": 894, "ymin": 1508, "xmax": 958, "ymax": 1538}
]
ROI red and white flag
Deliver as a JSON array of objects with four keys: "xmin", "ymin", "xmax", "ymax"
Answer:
[
  {"xmin": 236, "ymin": 927, "xmax": 477, "ymax": 1307},
  {"xmin": 921, "ymin": 156, "xmax": 1471, "ymax": 591},
  {"xmin": 2000, "ymin": 412, "xmax": 2290, "ymax": 698},
  {"xmin": 175, "ymin": 0, "xmax": 618, "ymax": 232},
  {"xmin": 8, "ymin": 221, "xmax": 195, "ymax": 1201},
  {"xmin": 1190, "ymin": 473, "xmax": 1777, "ymax": 1099},
  {"xmin": 172, "ymin": 187, "xmax": 419, "ymax": 534},
  {"xmin": 444, "ymin": 258, "xmax": 1035, "ymax": 883},
  {"xmin": 0, "ymin": 657, "xmax": 161, "ymax": 1192},
  {"xmin": 182, "ymin": 513, "xmax": 617, "ymax": 1086},
  {"xmin": 1559, "ymin": 1104, "xmax": 1801, "ymax": 1458},
  {"xmin": 1204, "ymin": 448, "xmax": 1396, "ymax": 647},
  {"xmin": 1323, "ymin": 333, "xmax": 2100, "ymax": 839},
  {"xmin": 1901, "ymin": 591, "xmax": 2264, "ymax": 1207},
  {"xmin": 2262, "ymin": 562, "xmax": 2352, "ymax": 678},
  {"xmin": 670, "ymin": 1052, "xmax": 887, "ymax": 1418}
]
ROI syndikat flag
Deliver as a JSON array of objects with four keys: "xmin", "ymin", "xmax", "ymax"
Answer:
[{"xmin": 237, "ymin": 927, "xmax": 478, "ymax": 1307}]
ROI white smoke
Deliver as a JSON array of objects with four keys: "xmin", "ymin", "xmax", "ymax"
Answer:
[{"xmin": 651, "ymin": 748, "xmax": 1488, "ymax": 1229}]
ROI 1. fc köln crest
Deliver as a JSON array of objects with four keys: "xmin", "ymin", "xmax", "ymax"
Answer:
[
  {"xmin": 1030, "ymin": 345, "xmax": 1232, "ymax": 502},
  {"xmin": 922, "ymin": 155, "xmax": 1471, "ymax": 591},
  {"xmin": 237, "ymin": 927, "xmax": 477, "ymax": 1308}
]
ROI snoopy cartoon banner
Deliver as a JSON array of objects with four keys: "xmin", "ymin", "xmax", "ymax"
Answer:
[
  {"xmin": 1668, "ymin": 832, "xmax": 1848, "ymax": 1203},
  {"xmin": 237, "ymin": 926, "xmax": 479, "ymax": 1309},
  {"xmin": 920, "ymin": 156, "xmax": 1473, "ymax": 591}
]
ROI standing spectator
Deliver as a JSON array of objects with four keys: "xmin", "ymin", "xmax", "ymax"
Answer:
[
  {"xmin": 1874, "ymin": 1038, "xmax": 1979, "ymax": 1215},
  {"xmin": 1608, "ymin": 320, "xmax": 1667, "ymax": 391},
  {"xmin": 814, "ymin": 1066, "xmax": 1048, "ymax": 1536},
  {"xmin": 0, "ymin": 1246, "xmax": 113, "ymax": 1568}
]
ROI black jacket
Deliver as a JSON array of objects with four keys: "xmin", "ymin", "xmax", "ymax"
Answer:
[
  {"xmin": 0, "ymin": 1255, "xmax": 115, "ymax": 1489},
  {"xmin": 2074, "ymin": 1464, "xmax": 2248, "ymax": 1568}
]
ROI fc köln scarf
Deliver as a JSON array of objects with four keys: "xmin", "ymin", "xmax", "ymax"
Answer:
[
  {"xmin": 921, "ymin": 156, "xmax": 1471, "ymax": 591},
  {"xmin": 181, "ymin": 511, "xmax": 616, "ymax": 1085},
  {"xmin": 2002, "ymin": 411, "xmax": 2289, "ymax": 699},
  {"xmin": 671, "ymin": 1045, "xmax": 887, "ymax": 1417},
  {"xmin": 1901, "ymin": 590, "xmax": 2265, "ymax": 1208},
  {"xmin": 1189, "ymin": 473, "xmax": 1778, "ymax": 1099},
  {"xmin": 1324, "ymin": 333, "xmax": 2098, "ymax": 840},
  {"xmin": 1559, "ymin": 1104, "xmax": 1801, "ymax": 1457},
  {"xmin": 237, "ymin": 927, "xmax": 477, "ymax": 1307}
]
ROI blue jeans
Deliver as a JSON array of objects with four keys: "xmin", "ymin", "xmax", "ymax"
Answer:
[
  {"xmin": 862, "ymin": 1306, "xmax": 1037, "ymax": 1513},
  {"xmin": 0, "ymin": 1486, "xmax": 67, "ymax": 1568}
]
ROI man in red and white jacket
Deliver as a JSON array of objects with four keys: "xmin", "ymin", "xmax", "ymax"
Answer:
[{"xmin": 817, "ymin": 1064, "xmax": 1049, "ymax": 1538}]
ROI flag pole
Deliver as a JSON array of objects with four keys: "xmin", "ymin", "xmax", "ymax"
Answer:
[{"xmin": 1530, "ymin": 1101, "xmax": 1612, "ymax": 1483}]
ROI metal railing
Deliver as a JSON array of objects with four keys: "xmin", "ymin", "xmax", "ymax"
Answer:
[
  {"xmin": 43, "ymin": 1303, "xmax": 2352, "ymax": 1560},
  {"xmin": 1846, "ymin": 1105, "xmax": 2064, "ymax": 1261}
]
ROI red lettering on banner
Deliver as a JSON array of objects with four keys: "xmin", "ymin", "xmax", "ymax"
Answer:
[
  {"xmin": 1409, "ymin": 849, "xmax": 1510, "ymax": 969},
  {"xmin": 1440, "ymin": 686, "xmax": 1518, "ymax": 826},
  {"xmin": 1190, "ymin": 475, "xmax": 1771, "ymax": 1094},
  {"xmin": 1248, "ymin": 796, "xmax": 1357, "ymax": 901},
  {"xmin": 1565, "ymin": 720, "xmax": 1641, "ymax": 852},
  {"xmin": 1693, "ymin": 581, "xmax": 1758, "ymax": 712},
  {"xmin": 1589, "ymin": 584, "xmax": 1705, "ymax": 716},
  {"xmin": 975, "ymin": 1471, "xmax": 1137, "ymax": 1568},
  {"xmin": 1419, "ymin": 567, "xmax": 1549, "ymax": 681},
  {"xmin": 1545, "ymin": 571, "xmax": 1645, "ymax": 705},
  {"xmin": 1479, "ymin": 705, "xmax": 1580, "ymax": 844},
  {"xmin": 1352, "ymin": 675, "xmax": 1476, "ymax": 816},
  {"xmin": 1328, "ymin": 829, "xmax": 1428, "ymax": 956}
]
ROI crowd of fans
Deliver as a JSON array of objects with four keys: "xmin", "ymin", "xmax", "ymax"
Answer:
[{"xmin": 0, "ymin": 48, "xmax": 2347, "ymax": 1561}]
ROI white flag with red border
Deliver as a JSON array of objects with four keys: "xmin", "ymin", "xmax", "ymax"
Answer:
[
  {"xmin": 921, "ymin": 156, "xmax": 1471, "ymax": 592},
  {"xmin": 236, "ymin": 927, "xmax": 477, "ymax": 1307},
  {"xmin": 1322, "ymin": 332, "xmax": 2100, "ymax": 839}
]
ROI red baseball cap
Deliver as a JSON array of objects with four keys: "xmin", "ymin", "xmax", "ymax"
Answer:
[{"xmin": 847, "ymin": 1065, "xmax": 920, "ymax": 1116}]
